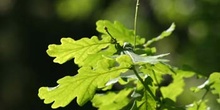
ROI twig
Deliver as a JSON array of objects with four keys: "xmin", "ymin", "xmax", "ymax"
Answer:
[{"xmin": 134, "ymin": 0, "xmax": 140, "ymax": 48}]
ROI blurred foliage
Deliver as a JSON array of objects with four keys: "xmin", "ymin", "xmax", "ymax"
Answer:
[
  {"xmin": 151, "ymin": 0, "xmax": 195, "ymax": 25},
  {"xmin": 55, "ymin": 0, "xmax": 100, "ymax": 21},
  {"xmin": 0, "ymin": 0, "xmax": 220, "ymax": 110}
]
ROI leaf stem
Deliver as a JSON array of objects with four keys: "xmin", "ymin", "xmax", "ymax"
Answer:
[
  {"xmin": 134, "ymin": 0, "xmax": 140, "ymax": 48},
  {"xmin": 104, "ymin": 27, "xmax": 117, "ymax": 44},
  {"xmin": 131, "ymin": 65, "xmax": 157, "ymax": 101},
  {"xmin": 132, "ymin": 65, "xmax": 145, "ymax": 86}
]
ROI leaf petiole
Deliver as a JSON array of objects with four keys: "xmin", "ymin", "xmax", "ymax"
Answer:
[
  {"xmin": 131, "ymin": 65, "xmax": 157, "ymax": 101},
  {"xmin": 104, "ymin": 27, "xmax": 117, "ymax": 44},
  {"xmin": 134, "ymin": 0, "xmax": 140, "ymax": 48}
]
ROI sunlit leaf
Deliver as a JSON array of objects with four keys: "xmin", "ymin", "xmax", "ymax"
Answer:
[
  {"xmin": 144, "ymin": 23, "xmax": 175, "ymax": 47},
  {"xmin": 81, "ymin": 44, "xmax": 117, "ymax": 67},
  {"xmin": 46, "ymin": 36, "xmax": 111, "ymax": 65},
  {"xmin": 38, "ymin": 55, "xmax": 132, "ymax": 108},
  {"xmin": 96, "ymin": 20, "xmax": 145, "ymax": 45},
  {"xmin": 186, "ymin": 100, "xmax": 209, "ymax": 110},
  {"xmin": 190, "ymin": 80, "xmax": 209, "ymax": 93},
  {"xmin": 136, "ymin": 90, "xmax": 156, "ymax": 110},
  {"xmin": 91, "ymin": 88, "xmax": 133, "ymax": 110},
  {"xmin": 191, "ymin": 72, "xmax": 220, "ymax": 104},
  {"xmin": 128, "ymin": 76, "xmax": 157, "ymax": 110},
  {"xmin": 124, "ymin": 51, "xmax": 169, "ymax": 64},
  {"xmin": 160, "ymin": 70, "xmax": 195, "ymax": 101},
  {"xmin": 140, "ymin": 63, "xmax": 175, "ymax": 85},
  {"xmin": 106, "ymin": 70, "xmax": 148, "ymax": 86},
  {"xmin": 208, "ymin": 72, "xmax": 220, "ymax": 103}
]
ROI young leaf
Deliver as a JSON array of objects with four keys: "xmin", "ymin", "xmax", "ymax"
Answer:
[
  {"xmin": 160, "ymin": 70, "xmax": 195, "ymax": 101},
  {"xmin": 144, "ymin": 23, "xmax": 175, "ymax": 47},
  {"xmin": 46, "ymin": 36, "xmax": 111, "ymax": 65},
  {"xmin": 208, "ymin": 72, "xmax": 220, "ymax": 103},
  {"xmin": 186, "ymin": 100, "xmax": 209, "ymax": 110},
  {"xmin": 130, "ymin": 77, "xmax": 157, "ymax": 110},
  {"xmin": 38, "ymin": 55, "xmax": 132, "ymax": 108},
  {"xmin": 96, "ymin": 20, "xmax": 145, "ymax": 45},
  {"xmin": 191, "ymin": 72, "xmax": 220, "ymax": 103},
  {"xmin": 81, "ymin": 44, "xmax": 117, "ymax": 67},
  {"xmin": 91, "ymin": 88, "xmax": 133, "ymax": 110},
  {"xmin": 140, "ymin": 63, "xmax": 175, "ymax": 85},
  {"xmin": 124, "ymin": 51, "xmax": 169, "ymax": 64},
  {"xmin": 135, "ymin": 89, "xmax": 157, "ymax": 110},
  {"xmin": 190, "ymin": 80, "xmax": 209, "ymax": 93}
]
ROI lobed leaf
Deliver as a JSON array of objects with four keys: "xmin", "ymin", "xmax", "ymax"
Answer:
[
  {"xmin": 140, "ymin": 63, "xmax": 175, "ymax": 85},
  {"xmin": 81, "ymin": 44, "xmax": 117, "ymax": 67},
  {"xmin": 135, "ymin": 90, "xmax": 157, "ymax": 110},
  {"xmin": 96, "ymin": 20, "xmax": 145, "ymax": 45},
  {"xmin": 208, "ymin": 72, "xmax": 220, "ymax": 103},
  {"xmin": 38, "ymin": 55, "xmax": 132, "ymax": 108},
  {"xmin": 190, "ymin": 72, "xmax": 220, "ymax": 103},
  {"xmin": 190, "ymin": 80, "xmax": 209, "ymax": 93},
  {"xmin": 129, "ymin": 76, "xmax": 156, "ymax": 110},
  {"xmin": 160, "ymin": 70, "xmax": 195, "ymax": 101},
  {"xmin": 46, "ymin": 36, "xmax": 111, "ymax": 65},
  {"xmin": 124, "ymin": 51, "xmax": 169, "ymax": 64},
  {"xmin": 144, "ymin": 23, "xmax": 175, "ymax": 47},
  {"xmin": 186, "ymin": 100, "xmax": 209, "ymax": 110},
  {"xmin": 91, "ymin": 88, "xmax": 133, "ymax": 110}
]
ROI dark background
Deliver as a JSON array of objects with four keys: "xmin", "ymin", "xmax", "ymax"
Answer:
[{"xmin": 0, "ymin": 0, "xmax": 220, "ymax": 110}]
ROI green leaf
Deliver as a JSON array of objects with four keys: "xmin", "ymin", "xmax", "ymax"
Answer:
[
  {"xmin": 144, "ymin": 23, "xmax": 175, "ymax": 47},
  {"xmin": 46, "ymin": 36, "xmax": 111, "ymax": 65},
  {"xmin": 190, "ymin": 72, "xmax": 220, "ymax": 104},
  {"xmin": 140, "ymin": 63, "xmax": 175, "ymax": 85},
  {"xmin": 81, "ymin": 44, "xmax": 117, "ymax": 67},
  {"xmin": 128, "ymin": 77, "xmax": 156, "ymax": 110},
  {"xmin": 38, "ymin": 55, "xmax": 132, "ymax": 108},
  {"xmin": 160, "ymin": 98, "xmax": 185, "ymax": 110},
  {"xmin": 136, "ymin": 90, "xmax": 157, "ymax": 110},
  {"xmin": 208, "ymin": 72, "xmax": 220, "ymax": 103},
  {"xmin": 133, "ymin": 47, "xmax": 157, "ymax": 55},
  {"xmin": 160, "ymin": 70, "xmax": 195, "ymax": 101},
  {"xmin": 190, "ymin": 80, "xmax": 209, "ymax": 93},
  {"xmin": 96, "ymin": 20, "xmax": 145, "ymax": 45},
  {"xmin": 91, "ymin": 88, "xmax": 133, "ymax": 110},
  {"xmin": 124, "ymin": 51, "xmax": 169, "ymax": 64},
  {"xmin": 186, "ymin": 100, "xmax": 208, "ymax": 110}
]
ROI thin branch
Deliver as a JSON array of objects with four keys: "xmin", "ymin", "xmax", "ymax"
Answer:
[
  {"xmin": 134, "ymin": 0, "xmax": 140, "ymax": 48},
  {"xmin": 132, "ymin": 65, "xmax": 145, "ymax": 86}
]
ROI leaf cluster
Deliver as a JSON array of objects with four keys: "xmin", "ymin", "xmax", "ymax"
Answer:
[{"xmin": 38, "ymin": 20, "xmax": 220, "ymax": 110}]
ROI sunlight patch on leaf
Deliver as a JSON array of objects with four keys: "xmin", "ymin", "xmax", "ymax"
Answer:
[
  {"xmin": 208, "ymin": 72, "xmax": 220, "ymax": 103},
  {"xmin": 106, "ymin": 69, "xmax": 148, "ymax": 86},
  {"xmin": 135, "ymin": 91, "xmax": 156, "ymax": 110},
  {"xmin": 46, "ymin": 36, "xmax": 111, "ymax": 65},
  {"xmin": 160, "ymin": 70, "xmax": 195, "ymax": 101},
  {"xmin": 190, "ymin": 72, "xmax": 220, "ymax": 103},
  {"xmin": 186, "ymin": 100, "xmax": 209, "ymax": 110},
  {"xmin": 191, "ymin": 80, "xmax": 209, "ymax": 93},
  {"xmin": 81, "ymin": 44, "xmax": 117, "ymax": 67},
  {"xmin": 91, "ymin": 88, "xmax": 133, "ymax": 110},
  {"xmin": 96, "ymin": 20, "xmax": 145, "ymax": 45},
  {"xmin": 38, "ymin": 56, "xmax": 132, "ymax": 108}
]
